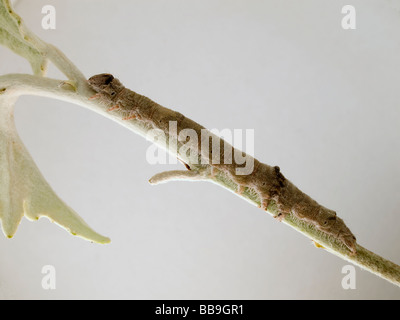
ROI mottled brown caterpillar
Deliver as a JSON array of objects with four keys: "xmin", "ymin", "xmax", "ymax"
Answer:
[{"xmin": 88, "ymin": 73, "xmax": 357, "ymax": 254}]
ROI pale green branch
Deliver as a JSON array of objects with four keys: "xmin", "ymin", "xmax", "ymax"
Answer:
[
  {"xmin": 2, "ymin": 73, "xmax": 400, "ymax": 286},
  {"xmin": 1, "ymin": 0, "xmax": 400, "ymax": 288}
]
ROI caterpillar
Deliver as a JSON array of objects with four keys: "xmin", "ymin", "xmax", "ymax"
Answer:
[{"xmin": 88, "ymin": 73, "xmax": 357, "ymax": 254}]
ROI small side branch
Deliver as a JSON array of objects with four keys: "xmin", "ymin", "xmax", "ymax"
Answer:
[{"xmin": 149, "ymin": 169, "xmax": 210, "ymax": 185}]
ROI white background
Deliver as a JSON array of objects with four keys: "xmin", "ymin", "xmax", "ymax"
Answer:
[{"xmin": 1, "ymin": 0, "xmax": 400, "ymax": 299}]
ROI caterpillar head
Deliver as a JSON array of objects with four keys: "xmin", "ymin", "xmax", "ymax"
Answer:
[{"xmin": 88, "ymin": 73, "xmax": 123, "ymax": 99}]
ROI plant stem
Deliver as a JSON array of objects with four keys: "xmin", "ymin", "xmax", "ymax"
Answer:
[{"xmin": 2, "ymin": 73, "xmax": 400, "ymax": 287}]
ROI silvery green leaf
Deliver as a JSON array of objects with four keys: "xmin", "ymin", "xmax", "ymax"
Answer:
[
  {"xmin": 0, "ymin": 93, "xmax": 110, "ymax": 243},
  {"xmin": 0, "ymin": 0, "xmax": 47, "ymax": 75}
]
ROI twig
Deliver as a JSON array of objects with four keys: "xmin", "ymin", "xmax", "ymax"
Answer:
[
  {"xmin": 1, "ymin": 0, "xmax": 399, "ymax": 287},
  {"xmin": 1, "ymin": 73, "xmax": 400, "ymax": 286}
]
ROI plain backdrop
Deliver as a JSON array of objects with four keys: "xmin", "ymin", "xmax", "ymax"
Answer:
[{"xmin": 0, "ymin": 0, "xmax": 400, "ymax": 299}]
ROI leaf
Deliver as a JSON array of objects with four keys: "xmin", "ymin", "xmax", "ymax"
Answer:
[
  {"xmin": 0, "ymin": 0, "xmax": 48, "ymax": 75},
  {"xmin": 0, "ymin": 94, "xmax": 110, "ymax": 243}
]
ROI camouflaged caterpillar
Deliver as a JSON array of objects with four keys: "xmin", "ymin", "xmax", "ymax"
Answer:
[{"xmin": 88, "ymin": 73, "xmax": 357, "ymax": 254}]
